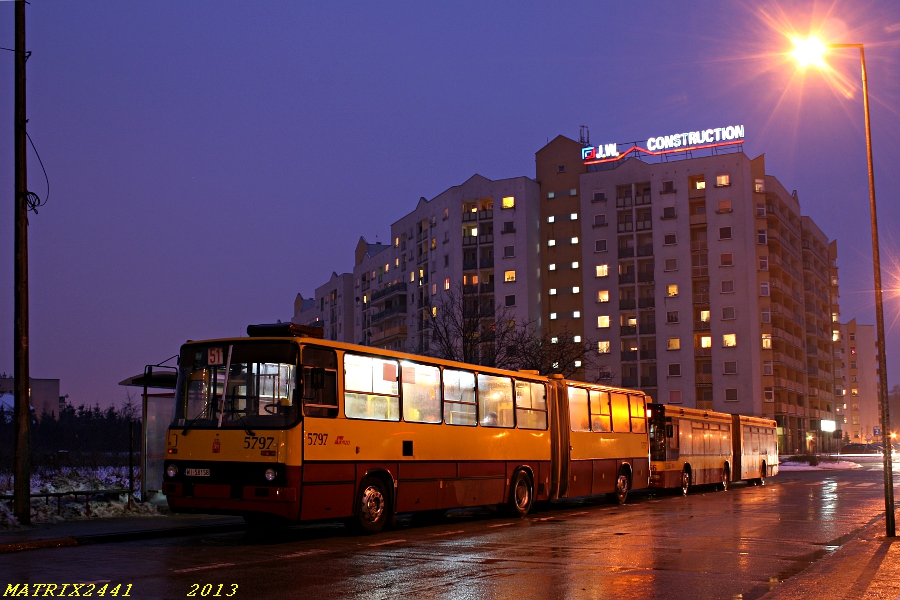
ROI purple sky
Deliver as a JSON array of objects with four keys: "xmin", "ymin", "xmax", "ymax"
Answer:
[{"xmin": 1, "ymin": 1, "xmax": 899, "ymax": 408}]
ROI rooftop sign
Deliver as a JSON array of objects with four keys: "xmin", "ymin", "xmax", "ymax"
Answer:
[{"xmin": 582, "ymin": 125, "xmax": 745, "ymax": 165}]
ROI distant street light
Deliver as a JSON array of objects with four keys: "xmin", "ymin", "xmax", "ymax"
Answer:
[{"xmin": 790, "ymin": 36, "xmax": 894, "ymax": 537}]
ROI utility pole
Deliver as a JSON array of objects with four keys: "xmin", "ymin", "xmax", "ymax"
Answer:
[{"xmin": 13, "ymin": 0, "xmax": 31, "ymax": 526}]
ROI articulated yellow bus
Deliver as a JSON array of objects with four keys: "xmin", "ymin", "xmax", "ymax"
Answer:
[
  {"xmin": 647, "ymin": 404, "xmax": 778, "ymax": 494},
  {"xmin": 162, "ymin": 323, "xmax": 650, "ymax": 532}
]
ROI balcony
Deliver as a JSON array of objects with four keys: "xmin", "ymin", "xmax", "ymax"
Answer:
[
  {"xmin": 481, "ymin": 282, "xmax": 495, "ymax": 293},
  {"xmin": 370, "ymin": 325, "xmax": 408, "ymax": 344},
  {"xmin": 462, "ymin": 212, "xmax": 478, "ymax": 222},
  {"xmin": 463, "ymin": 236, "xmax": 477, "ymax": 246},
  {"xmin": 641, "ymin": 376, "xmax": 658, "ymax": 387},
  {"xmin": 480, "ymin": 258, "xmax": 494, "ymax": 269},
  {"xmin": 638, "ymin": 297, "xmax": 655, "ymax": 309},
  {"xmin": 417, "ymin": 251, "xmax": 428, "ymax": 264},
  {"xmin": 478, "ymin": 209, "xmax": 493, "ymax": 220},
  {"xmin": 371, "ymin": 282, "xmax": 407, "ymax": 302},
  {"xmin": 622, "ymin": 377, "xmax": 639, "ymax": 388},
  {"xmin": 618, "ymin": 247, "xmax": 635, "ymax": 258},
  {"xmin": 693, "ymin": 321, "xmax": 711, "ymax": 331},
  {"xmin": 690, "ymin": 241, "xmax": 708, "ymax": 252},
  {"xmin": 692, "ymin": 293, "xmax": 710, "ymax": 304},
  {"xmin": 619, "ymin": 298, "xmax": 636, "ymax": 310},
  {"xmin": 371, "ymin": 304, "xmax": 407, "ymax": 324},
  {"xmin": 616, "ymin": 197, "xmax": 633, "ymax": 208},
  {"xmin": 637, "ymin": 244, "xmax": 654, "ymax": 256},
  {"xmin": 619, "ymin": 274, "xmax": 636, "ymax": 284},
  {"xmin": 695, "ymin": 347, "xmax": 712, "ymax": 357},
  {"xmin": 478, "ymin": 234, "xmax": 494, "ymax": 245},
  {"xmin": 635, "ymin": 220, "xmax": 652, "ymax": 231},
  {"xmin": 639, "ymin": 323, "xmax": 656, "ymax": 335},
  {"xmin": 635, "ymin": 193, "xmax": 652, "ymax": 206},
  {"xmin": 696, "ymin": 374, "xmax": 712, "ymax": 385},
  {"xmin": 621, "ymin": 325, "xmax": 637, "ymax": 336},
  {"xmin": 621, "ymin": 351, "xmax": 638, "ymax": 362},
  {"xmin": 638, "ymin": 272, "xmax": 654, "ymax": 283},
  {"xmin": 463, "ymin": 284, "xmax": 479, "ymax": 294},
  {"xmin": 691, "ymin": 266, "xmax": 708, "ymax": 278},
  {"xmin": 617, "ymin": 223, "xmax": 634, "ymax": 233},
  {"xmin": 640, "ymin": 349, "xmax": 657, "ymax": 360},
  {"xmin": 463, "ymin": 260, "xmax": 478, "ymax": 270},
  {"xmin": 689, "ymin": 214, "xmax": 707, "ymax": 226}
]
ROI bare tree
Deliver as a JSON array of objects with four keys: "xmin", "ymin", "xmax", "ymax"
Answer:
[{"xmin": 425, "ymin": 286, "xmax": 604, "ymax": 381}]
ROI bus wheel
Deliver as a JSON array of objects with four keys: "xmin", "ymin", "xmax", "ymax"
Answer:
[
  {"xmin": 720, "ymin": 466, "xmax": 730, "ymax": 491},
  {"xmin": 756, "ymin": 463, "xmax": 767, "ymax": 486},
  {"xmin": 352, "ymin": 477, "xmax": 390, "ymax": 534},
  {"xmin": 614, "ymin": 472, "xmax": 630, "ymax": 505},
  {"xmin": 504, "ymin": 470, "xmax": 533, "ymax": 518},
  {"xmin": 681, "ymin": 469, "xmax": 691, "ymax": 496}
]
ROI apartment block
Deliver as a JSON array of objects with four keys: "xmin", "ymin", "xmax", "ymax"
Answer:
[
  {"xmin": 291, "ymin": 271, "xmax": 355, "ymax": 342},
  {"xmin": 536, "ymin": 135, "xmax": 839, "ymax": 453},
  {"xmin": 835, "ymin": 319, "xmax": 879, "ymax": 444}
]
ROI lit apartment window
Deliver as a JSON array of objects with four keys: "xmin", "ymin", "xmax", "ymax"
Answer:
[
  {"xmin": 549, "ymin": 288, "xmax": 557, "ymax": 295},
  {"xmin": 596, "ymin": 265, "xmax": 609, "ymax": 277},
  {"xmin": 716, "ymin": 174, "xmax": 731, "ymax": 187},
  {"xmin": 572, "ymin": 261, "xmax": 579, "ymax": 269},
  {"xmin": 432, "ymin": 306, "xmax": 437, "ymax": 317},
  {"xmin": 754, "ymin": 179, "xmax": 765, "ymax": 193},
  {"xmin": 695, "ymin": 180, "xmax": 706, "ymax": 190},
  {"xmin": 384, "ymin": 263, "xmax": 390, "ymax": 273},
  {"xmin": 597, "ymin": 290, "xmax": 609, "ymax": 302},
  {"xmin": 502, "ymin": 196, "xmax": 515, "ymax": 209},
  {"xmin": 394, "ymin": 237, "xmax": 399, "ymax": 247},
  {"xmin": 571, "ymin": 213, "xmax": 578, "ymax": 220},
  {"xmin": 669, "ymin": 390, "xmax": 682, "ymax": 404},
  {"xmin": 548, "ymin": 239, "xmax": 556, "ymax": 247},
  {"xmin": 571, "ymin": 237, "xmax": 579, "ymax": 245},
  {"xmin": 721, "ymin": 280, "xmax": 734, "ymax": 293},
  {"xmin": 574, "ymin": 360, "xmax": 583, "ymax": 367},
  {"xmin": 551, "ymin": 337, "xmax": 558, "ymax": 344},
  {"xmin": 664, "ymin": 233, "xmax": 677, "ymax": 245},
  {"xmin": 550, "ymin": 313, "xmax": 558, "ymax": 320},
  {"xmin": 573, "ymin": 286, "xmax": 580, "ymax": 294},
  {"xmin": 667, "ymin": 337, "xmax": 681, "ymax": 350},
  {"xmin": 717, "ymin": 200, "xmax": 732, "ymax": 213},
  {"xmin": 852, "ymin": 389, "xmax": 859, "ymax": 396},
  {"xmin": 665, "ymin": 258, "xmax": 677, "ymax": 271},
  {"xmin": 410, "ymin": 272, "xmax": 415, "ymax": 282},
  {"xmin": 725, "ymin": 388, "xmax": 738, "ymax": 402},
  {"xmin": 762, "ymin": 333, "xmax": 772, "ymax": 349},
  {"xmin": 719, "ymin": 227, "xmax": 732, "ymax": 240},
  {"xmin": 432, "ymin": 283, "xmax": 437, "ymax": 294},
  {"xmin": 668, "ymin": 363, "xmax": 681, "ymax": 376},
  {"xmin": 547, "ymin": 216, "xmax": 555, "ymax": 223},
  {"xmin": 573, "ymin": 311, "xmax": 581, "ymax": 318},
  {"xmin": 444, "ymin": 278, "xmax": 450, "ymax": 290},
  {"xmin": 595, "ymin": 240, "xmax": 608, "ymax": 252},
  {"xmin": 700, "ymin": 310, "xmax": 711, "ymax": 322},
  {"xmin": 724, "ymin": 361, "xmax": 737, "ymax": 374},
  {"xmin": 548, "ymin": 192, "xmax": 555, "ymax": 199},
  {"xmin": 574, "ymin": 336, "xmax": 582, "ymax": 342},
  {"xmin": 598, "ymin": 341, "xmax": 611, "ymax": 354},
  {"xmin": 832, "ymin": 312, "xmax": 839, "ymax": 323},
  {"xmin": 720, "ymin": 253, "xmax": 733, "ymax": 267},
  {"xmin": 722, "ymin": 307, "xmax": 735, "ymax": 320},
  {"xmin": 701, "ymin": 335, "xmax": 712, "ymax": 348},
  {"xmin": 570, "ymin": 189, "xmax": 577, "ymax": 196},
  {"xmin": 667, "ymin": 284, "xmax": 678, "ymax": 297},
  {"xmin": 598, "ymin": 316, "xmax": 610, "ymax": 328},
  {"xmin": 443, "ymin": 207, "xmax": 449, "ymax": 220},
  {"xmin": 504, "ymin": 270, "xmax": 516, "ymax": 282},
  {"xmin": 549, "ymin": 263, "xmax": 557, "ymax": 271},
  {"xmin": 723, "ymin": 334, "xmax": 736, "ymax": 347}
]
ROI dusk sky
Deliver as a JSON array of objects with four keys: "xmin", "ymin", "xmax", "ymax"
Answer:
[{"xmin": 1, "ymin": 1, "xmax": 899, "ymax": 408}]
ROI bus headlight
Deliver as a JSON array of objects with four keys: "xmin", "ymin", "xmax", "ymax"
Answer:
[
  {"xmin": 265, "ymin": 468, "xmax": 277, "ymax": 482},
  {"xmin": 166, "ymin": 464, "xmax": 178, "ymax": 478}
]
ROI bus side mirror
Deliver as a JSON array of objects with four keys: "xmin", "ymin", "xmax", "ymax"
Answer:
[
  {"xmin": 666, "ymin": 424, "xmax": 674, "ymax": 438},
  {"xmin": 310, "ymin": 367, "xmax": 326, "ymax": 390}
]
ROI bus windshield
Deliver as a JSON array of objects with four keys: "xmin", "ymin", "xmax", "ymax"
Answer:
[{"xmin": 174, "ymin": 341, "xmax": 299, "ymax": 430}]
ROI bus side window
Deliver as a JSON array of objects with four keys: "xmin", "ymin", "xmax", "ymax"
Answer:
[
  {"xmin": 343, "ymin": 353, "xmax": 400, "ymax": 421},
  {"xmin": 301, "ymin": 346, "xmax": 338, "ymax": 418},
  {"xmin": 478, "ymin": 374, "xmax": 514, "ymax": 428},
  {"xmin": 515, "ymin": 381, "xmax": 548, "ymax": 430},
  {"xmin": 568, "ymin": 386, "xmax": 590, "ymax": 432},
  {"xmin": 443, "ymin": 368, "xmax": 476, "ymax": 426},
  {"xmin": 629, "ymin": 395, "xmax": 646, "ymax": 433},
  {"xmin": 401, "ymin": 361, "xmax": 440, "ymax": 423},
  {"xmin": 610, "ymin": 393, "xmax": 630, "ymax": 433}
]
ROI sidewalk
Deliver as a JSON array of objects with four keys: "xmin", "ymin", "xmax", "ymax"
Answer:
[{"xmin": 0, "ymin": 513, "xmax": 244, "ymax": 553}]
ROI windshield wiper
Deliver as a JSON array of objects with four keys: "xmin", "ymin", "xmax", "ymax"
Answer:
[
  {"xmin": 182, "ymin": 395, "xmax": 218, "ymax": 435},
  {"xmin": 229, "ymin": 385, "xmax": 255, "ymax": 436}
]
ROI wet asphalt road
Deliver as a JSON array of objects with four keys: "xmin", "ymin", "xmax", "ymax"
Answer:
[{"xmin": 2, "ymin": 463, "xmax": 894, "ymax": 600}]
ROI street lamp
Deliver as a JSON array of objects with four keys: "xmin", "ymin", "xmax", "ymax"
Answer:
[{"xmin": 791, "ymin": 37, "xmax": 894, "ymax": 537}]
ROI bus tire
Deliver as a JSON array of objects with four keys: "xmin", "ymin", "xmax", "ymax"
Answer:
[
  {"xmin": 351, "ymin": 476, "xmax": 390, "ymax": 534},
  {"xmin": 756, "ymin": 463, "xmax": 767, "ymax": 486},
  {"xmin": 504, "ymin": 470, "xmax": 534, "ymax": 518},
  {"xmin": 720, "ymin": 466, "xmax": 730, "ymax": 491},
  {"xmin": 612, "ymin": 470, "xmax": 630, "ymax": 505},
  {"xmin": 681, "ymin": 468, "xmax": 691, "ymax": 496}
]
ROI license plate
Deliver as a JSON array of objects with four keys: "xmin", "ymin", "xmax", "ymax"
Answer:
[{"xmin": 185, "ymin": 468, "xmax": 210, "ymax": 477}]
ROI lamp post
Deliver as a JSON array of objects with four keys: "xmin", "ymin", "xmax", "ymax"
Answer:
[{"xmin": 792, "ymin": 38, "xmax": 894, "ymax": 537}]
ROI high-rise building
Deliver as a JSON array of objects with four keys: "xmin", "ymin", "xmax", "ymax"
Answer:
[
  {"xmin": 536, "ymin": 132, "xmax": 839, "ymax": 453},
  {"xmin": 835, "ymin": 319, "xmax": 879, "ymax": 444}
]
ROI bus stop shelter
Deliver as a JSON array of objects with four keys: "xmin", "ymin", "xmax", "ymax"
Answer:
[{"xmin": 119, "ymin": 364, "xmax": 177, "ymax": 502}]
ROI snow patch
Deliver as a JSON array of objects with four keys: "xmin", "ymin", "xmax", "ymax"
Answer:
[{"xmin": 778, "ymin": 460, "xmax": 863, "ymax": 471}]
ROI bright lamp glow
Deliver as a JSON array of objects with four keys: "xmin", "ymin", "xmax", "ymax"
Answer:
[{"xmin": 792, "ymin": 36, "xmax": 826, "ymax": 68}]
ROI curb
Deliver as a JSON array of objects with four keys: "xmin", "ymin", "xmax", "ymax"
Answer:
[{"xmin": 0, "ymin": 522, "xmax": 245, "ymax": 554}]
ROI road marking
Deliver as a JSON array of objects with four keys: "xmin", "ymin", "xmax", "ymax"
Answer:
[
  {"xmin": 278, "ymin": 549, "xmax": 330, "ymax": 558},
  {"xmin": 856, "ymin": 483, "xmax": 876, "ymax": 487},
  {"xmin": 428, "ymin": 530, "xmax": 465, "ymax": 537},
  {"xmin": 173, "ymin": 563, "xmax": 235, "ymax": 573},
  {"xmin": 489, "ymin": 523, "xmax": 513, "ymax": 528},
  {"xmin": 536, "ymin": 517, "xmax": 557, "ymax": 521},
  {"xmin": 567, "ymin": 512, "xmax": 588, "ymax": 516},
  {"xmin": 369, "ymin": 539, "xmax": 406, "ymax": 547}
]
